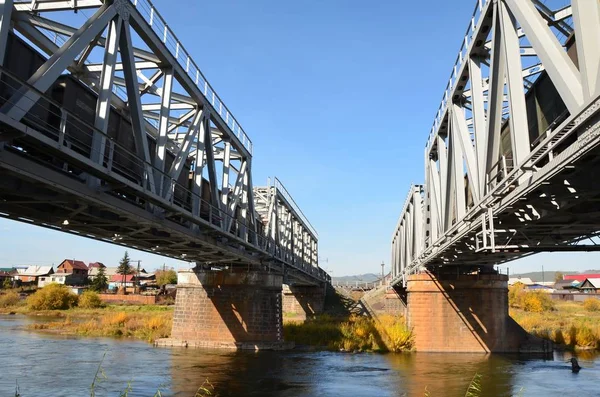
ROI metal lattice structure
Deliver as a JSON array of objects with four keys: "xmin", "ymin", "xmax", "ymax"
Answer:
[
  {"xmin": 0, "ymin": 0, "xmax": 328, "ymax": 285},
  {"xmin": 392, "ymin": 0, "xmax": 600, "ymax": 285}
]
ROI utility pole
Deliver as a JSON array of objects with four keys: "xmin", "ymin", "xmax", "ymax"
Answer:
[
  {"xmin": 381, "ymin": 261, "xmax": 385, "ymax": 284},
  {"xmin": 542, "ymin": 264, "xmax": 545, "ymax": 285}
]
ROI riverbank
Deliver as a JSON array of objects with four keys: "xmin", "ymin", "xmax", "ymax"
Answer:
[
  {"xmin": 511, "ymin": 299, "xmax": 600, "ymax": 350},
  {"xmin": 0, "ymin": 294, "xmax": 173, "ymax": 343}
]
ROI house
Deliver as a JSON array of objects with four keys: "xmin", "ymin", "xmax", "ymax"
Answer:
[
  {"xmin": 38, "ymin": 273, "xmax": 86, "ymax": 288},
  {"xmin": 57, "ymin": 259, "xmax": 88, "ymax": 276},
  {"xmin": 88, "ymin": 266, "xmax": 118, "ymax": 280},
  {"xmin": 15, "ymin": 266, "xmax": 54, "ymax": 283},
  {"xmin": 554, "ymin": 279, "xmax": 580, "ymax": 290},
  {"xmin": 110, "ymin": 274, "xmax": 136, "ymax": 288},
  {"xmin": 88, "ymin": 262, "xmax": 105, "ymax": 270},
  {"xmin": 578, "ymin": 278, "xmax": 600, "ymax": 294},
  {"xmin": 508, "ymin": 277, "xmax": 535, "ymax": 286}
]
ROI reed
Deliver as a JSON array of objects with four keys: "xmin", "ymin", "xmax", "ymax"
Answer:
[
  {"xmin": 511, "ymin": 300, "xmax": 600, "ymax": 349},
  {"xmin": 283, "ymin": 313, "xmax": 412, "ymax": 352}
]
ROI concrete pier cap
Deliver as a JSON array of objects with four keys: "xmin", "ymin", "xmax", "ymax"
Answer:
[
  {"xmin": 406, "ymin": 271, "xmax": 551, "ymax": 353},
  {"xmin": 156, "ymin": 268, "xmax": 293, "ymax": 351}
]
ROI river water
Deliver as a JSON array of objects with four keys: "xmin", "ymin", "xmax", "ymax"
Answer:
[{"xmin": 1, "ymin": 315, "xmax": 599, "ymax": 396}]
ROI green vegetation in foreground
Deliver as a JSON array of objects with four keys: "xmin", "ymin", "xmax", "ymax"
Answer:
[
  {"xmin": 284, "ymin": 313, "xmax": 412, "ymax": 352},
  {"xmin": 509, "ymin": 284, "xmax": 600, "ymax": 349}
]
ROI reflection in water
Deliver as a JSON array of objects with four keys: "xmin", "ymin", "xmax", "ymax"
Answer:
[{"xmin": 1, "ymin": 315, "xmax": 600, "ymax": 397}]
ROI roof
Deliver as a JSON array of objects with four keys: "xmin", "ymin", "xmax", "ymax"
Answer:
[
  {"xmin": 110, "ymin": 274, "xmax": 135, "ymax": 283},
  {"xmin": 89, "ymin": 267, "xmax": 119, "ymax": 277},
  {"xmin": 59, "ymin": 259, "xmax": 88, "ymax": 270},
  {"xmin": 509, "ymin": 277, "xmax": 534, "ymax": 286},
  {"xmin": 564, "ymin": 274, "xmax": 600, "ymax": 282},
  {"xmin": 581, "ymin": 278, "xmax": 600, "ymax": 289},
  {"xmin": 88, "ymin": 262, "xmax": 105, "ymax": 269},
  {"xmin": 554, "ymin": 279, "xmax": 578, "ymax": 289},
  {"xmin": 17, "ymin": 266, "xmax": 54, "ymax": 277}
]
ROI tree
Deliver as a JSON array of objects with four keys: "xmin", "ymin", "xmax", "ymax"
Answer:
[
  {"xmin": 90, "ymin": 267, "xmax": 108, "ymax": 292},
  {"xmin": 155, "ymin": 269, "xmax": 177, "ymax": 286},
  {"xmin": 2, "ymin": 278, "xmax": 12, "ymax": 289},
  {"xmin": 117, "ymin": 251, "xmax": 132, "ymax": 292},
  {"xmin": 554, "ymin": 271, "xmax": 564, "ymax": 283}
]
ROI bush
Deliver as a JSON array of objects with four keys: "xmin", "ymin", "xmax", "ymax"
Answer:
[
  {"xmin": 583, "ymin": 298, "xmax": 600, "ymax": 312},
  {"xmin": 521, "ymin": 291, "xmax": 554, "ymax": 312},
  {"xmin": 0, "ymin": 291, "xmax": 20, "ymax": 308},
  {"xmin": 78, "ymin": 291, "xmax": 103, "ymax": 309},
  {"xmin": 27, "ymin": 284, "xmax": 78, "ymax": 310},
  {"xmin": 508, "ymin": 284, "xmax": 525, "ymax": 308}
]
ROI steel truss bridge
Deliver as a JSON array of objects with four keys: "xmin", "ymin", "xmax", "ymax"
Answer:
[
  {"xmin": 392, "ymin": 0, "xmax": 600, "ymax": 286},
  {"xmin": 0, "ymin": 0, "xmax": 327, "ymax": 285}
]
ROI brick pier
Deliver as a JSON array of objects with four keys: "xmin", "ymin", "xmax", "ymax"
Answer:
[
  {"xmin": 157, "ymin": 269, "xmax": 291, "ymax": 350},
  {"xmin": 406, "ymin": 272, "xmax": 550, "ymax": 353}
]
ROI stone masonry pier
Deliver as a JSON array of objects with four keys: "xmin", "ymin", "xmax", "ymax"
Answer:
[
  {"xmin": 406, "ymin": 272, "xmax": 551, "ymax": 353},
  {"xmin": 157, "ymin": 269, "xmax": 291, "ymax": 350},
  {"xmin": 282, "ymin": 284, "xmax": 326, "ymax": 319}
]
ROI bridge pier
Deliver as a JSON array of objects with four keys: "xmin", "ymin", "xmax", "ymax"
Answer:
[
  {"xmin": 282, "ymin": 284, "xmax": 326, "ymax": 319},
  {"xmin": 159, "ymin": 268, "xmax": 291, "ymax": 350},
  {"xmin": 406, "ymin": 272, "xmax": 550, "ymax": 353}
]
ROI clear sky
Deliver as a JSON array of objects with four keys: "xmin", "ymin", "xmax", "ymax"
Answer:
[{"xmin": 1, "ymin": 0, "xmax": 599, "ymax": 275}]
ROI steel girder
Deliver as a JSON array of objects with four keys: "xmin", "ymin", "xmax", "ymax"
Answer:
[
  {"xmin": 392, "ymin": 0, "xmax": 600, "ymax": 286},
  {"xmin": 0, "ymin": 0, "xmax": 327, "ymax": 284}
]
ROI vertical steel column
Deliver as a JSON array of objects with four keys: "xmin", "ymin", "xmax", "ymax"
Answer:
[
  {"xmin": 572, "ymin": 0, "xmax": 600, "ymax": 99},
  {"xmin": 90, "ymin": 16, "xmax": 122, "ymax": 173},
  {"xmin": 0, "ymin": 0, "xmax": 14, "ymax": 67},
  {"xmin": 500, "ymin": 2, "xmax": 530, "ymax": 168},
  {"xmin": 155, "ymin": 67, "xmax": 173, "ymax": 196}
]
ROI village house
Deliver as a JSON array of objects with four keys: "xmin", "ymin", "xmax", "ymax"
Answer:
[
  {"xmin": 88, "ymin": 266, "xmax": 118, "ymax": 280},
  {"xmin": 578, "ymin": 278, "xmax": 600, "ymax": 294},
  {"xmin": 15, "ymin": 266, "xmax": 54, "ymax": 283},
  {"xmin": 57, "ymin": 259, "xmax": 88, "ymax": 276}
]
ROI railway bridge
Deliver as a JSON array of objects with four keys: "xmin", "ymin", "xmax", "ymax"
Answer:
[
  {"xmin": 0, "ymin": 0, "xmax": 328, "ymax": 349},
  {"xmin": 391, "ymin": 0, "xmax": 600, "ymax": 352}
]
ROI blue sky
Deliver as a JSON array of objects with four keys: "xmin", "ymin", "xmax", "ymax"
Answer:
[{"xmin": 1, "ymin": 0, "xmax": 599, "ymax": 275}]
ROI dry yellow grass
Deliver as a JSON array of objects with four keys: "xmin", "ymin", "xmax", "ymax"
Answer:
[
  {"xmin": 511, "ymin": 300, "xmax": 600, "ymax": 349},
  {"xmin": 283, "ymin": 313, "xmax": 412, "ymax": 352}
]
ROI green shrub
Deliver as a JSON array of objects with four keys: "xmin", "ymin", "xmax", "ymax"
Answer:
[
  {"xmin": 583, "ymin": 298, "xmax": 600, "ymax": 312},
  {"xmin": 27, "ymin": 284, "xmax": 78, "ymax": 310},
  {"xmin": 0, "ymin": 291, "xmax": 20, "ymax": 308},
  {"xmin": 78, "ymin": 291, "xmax": 104, "ymax": 309}
]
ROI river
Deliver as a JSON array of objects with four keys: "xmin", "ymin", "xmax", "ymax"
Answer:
[{"xmin": 0, "ymin": 315, "xmax": 598, "ymax": 396}]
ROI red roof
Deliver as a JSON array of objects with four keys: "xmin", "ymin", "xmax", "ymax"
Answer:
[
  {"xmin": 60, "ymin": 259, "xmax": 88, "ymax": 270},
  {"xmin": 110, "ymin": 274, "xmax": 135, "ymax": 283},
  {"xmin": 88, "ymin": 262, "xmax": 105, "ymax": 269},
  {"xmin": 564, "ymin": 274, "xmax": 600, "ymax": 282}
]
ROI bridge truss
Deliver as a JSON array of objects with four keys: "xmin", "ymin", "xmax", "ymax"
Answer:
[
  {"xmin": 392, "ymin": 0, "xmax": 600, "ymax": 285},
  {"xmin": 0, "ymin": 0, "xmax": 327, "ymax": 284}
]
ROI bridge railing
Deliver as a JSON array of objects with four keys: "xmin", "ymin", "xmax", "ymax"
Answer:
[
  {"xmin": 129, "ymin": 0, "xmax": 253, "ymax": 154},
  {"xmin": 0, "ymin": 66, "xmax": 328, "ymax": 282}
]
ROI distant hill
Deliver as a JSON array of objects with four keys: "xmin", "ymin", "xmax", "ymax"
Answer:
[
  {"xmin": 512, "ymin": 270, "xmax": 600, "ymax": 282},
  {"xmin": 331, "ymin": 273, "xmax": 380, "ymax": 283}
]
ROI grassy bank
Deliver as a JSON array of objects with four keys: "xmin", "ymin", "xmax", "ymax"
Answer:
[
  {"xmin": 511, "ymin": 299, "xmax": 600, "ymax": 349},
  {"xmin": 29, "ymin": 308, "xmax": 172, "ymax": 342},
  {"xmin": 283, "ymin": 314, "xmax": 413, "ymax": 352},
  {"xmin": 1, "ymin": 288, "xmax": 173, "ymax": 343}
]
